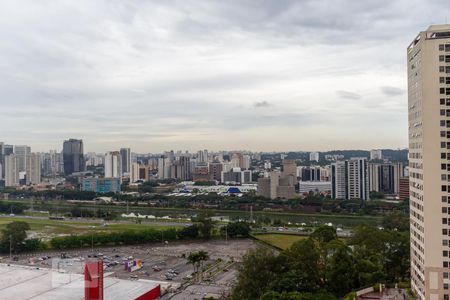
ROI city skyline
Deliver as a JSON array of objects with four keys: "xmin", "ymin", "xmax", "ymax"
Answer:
[{"xmin": 1, "ymin": 1, "xmax": 448, "ymax": 152}]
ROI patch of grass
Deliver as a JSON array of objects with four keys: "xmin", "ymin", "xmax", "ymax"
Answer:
[
  {"xmin": 254, "ymin": 233, "xmax": 306, "ymax": 250},
  {"xmin": 0, "ymin": 216, "xmax": 181, "ymax": 236}
]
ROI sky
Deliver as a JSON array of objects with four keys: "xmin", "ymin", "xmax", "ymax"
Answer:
[{"xmin": 0, "ymin": 0, "xmax": 449, "ymax": 153}]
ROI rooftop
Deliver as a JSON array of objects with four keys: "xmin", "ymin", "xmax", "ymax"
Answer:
[{"xmin": 0, "ymin": 264, "xmax": 161, "ymax": 300}]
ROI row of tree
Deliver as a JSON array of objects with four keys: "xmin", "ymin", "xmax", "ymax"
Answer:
[{"xmin": 232, "ymin": 225, "xmax": 410, "ymax": 299}]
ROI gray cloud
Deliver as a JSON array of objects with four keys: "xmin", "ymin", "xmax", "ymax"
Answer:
[
  {"xmin": 380, "ymin": 86, "xmax": 405, "ymax": 97},
  {"xmin": 254, "ymin": 101, "xmax": 272, "ymax": 108},
  {"xmin": 1, "ymin": 0, "xmax": 443, "ymax": 151},
  {"xmin": 337, "ymin": 90, "xmax": 362, "ymax": 100}
]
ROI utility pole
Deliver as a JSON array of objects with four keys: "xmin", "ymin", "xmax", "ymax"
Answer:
[
  {"xmin": 225, "ymin": 226, "xmax": 228, "ymax": 244},
  {"xmin": 9, "ymin": 235, "xmax": 12, "ymax": 261}
]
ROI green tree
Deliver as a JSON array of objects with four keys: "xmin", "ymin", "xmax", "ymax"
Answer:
[
  {"xmin": 223, "ymin": 221, "xmax": 251, "ymax": 238},
  {"xmin": 0, "ymin": 221, "xmax": 30, "ymax": 253},
  {"xmin": 178, "ymin": 224, "xmax": 199, "ymax": 239},
  {"xmin": 187, "ymin": 250, "xmax": 209, "ymax": 273},
  {"xmin": 325, "ymin": 240, "xmax": 356, "ymax": 296},
  {"xmin": 310, "ymin": 226, "xmax": 337, "ymax": 245},
  {"xmin": 284, "ymin": 238, "xmax": 322, "ymax": 292},
  {"xmin": 232, "ymin": 246, "xmax": 286, "ymax": 300},
  {"xmin": 382, "ymin": 212, "xmax": 410, "ymax": 231},
  {"xmin": 196, "ymin": 213, "xmax": 214, "ymax": 240}
]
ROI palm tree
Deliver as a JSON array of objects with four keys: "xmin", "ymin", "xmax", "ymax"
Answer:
[{"xmin": 187, "ymin": 251, "xmax": 210, "ymax": 281}]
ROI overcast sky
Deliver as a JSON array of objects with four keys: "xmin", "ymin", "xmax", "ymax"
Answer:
[{"xmin": 0, "ymin": 0, "xmax": 448, "ymax": 153}]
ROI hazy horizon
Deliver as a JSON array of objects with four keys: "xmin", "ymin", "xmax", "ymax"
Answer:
[{"xmin": 1, "ymin": 0, "xmax": 448, "ymax": 152}]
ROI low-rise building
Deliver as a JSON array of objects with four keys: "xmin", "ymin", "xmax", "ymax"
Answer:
[{"xmin": 82, "ymin": 177, "xmax": 121, "ymax": 193}]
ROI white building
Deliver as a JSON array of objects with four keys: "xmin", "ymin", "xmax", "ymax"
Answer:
[
  {"xmin": 104, "ymin": 151, "xmax": 122, "ymax": 178},
  {"xmin": 14, "ymin": 145, "xmax": 31, "ymax": 172},
  {"xmin": 299, "ymin": 181, "xmax": 332, "ymax": 194},
  {"xmin": 309, "ymin": 151, "xmax": 320, "ymax": 162},
  {"xmin": 331, "ymin": 158, "xmax": 369, "ymax": 200},
  {"xmin": 331, "ymin": 161, "xmax": 347, "ymax": 199},
  {"xmin": 130, "ymin": 162, "xmax": 140, "ymax": 183},
  {"xmin": 5, "ymin": 155, "xmax": 19, "ymax": 187},
  {"xmin": 370, "ymin": 149, "xmax": 383, "ymax": 160},
  {"xmin": 26, "ymin": 153, "xmax": 41, "ymax": 185}
]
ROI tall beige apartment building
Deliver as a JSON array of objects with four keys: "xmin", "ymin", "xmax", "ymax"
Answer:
[{"xmin": 408, "ymin": 25, "xmax": 450, "ymax": 300}]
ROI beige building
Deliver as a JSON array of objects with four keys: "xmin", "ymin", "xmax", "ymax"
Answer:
[
  {"xmin": 408, "ymin": 24, "xmax": 450, "ymax": 300},
  {"xmin": 257, "ymin": 160, "xmax": 296, "ymax": 199},
  {"xmin": 26, "ymin": 153, "xmax": 41, "ymax": 185}
]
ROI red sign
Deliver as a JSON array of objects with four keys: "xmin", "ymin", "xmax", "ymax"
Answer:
[{"xmin": 85, "ymin": 260, "xmax": 104, "ymax": 300}]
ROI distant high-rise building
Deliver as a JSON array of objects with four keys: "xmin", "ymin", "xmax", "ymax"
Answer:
[
  {"xmin": 331, "ymin": 158, "xmax": 369, "ymax": 200},
  {"xmin": 104, "ymin": 151, "xmax": 122, "ymax": 178},
  {"xmin": 399, "ymin": 177, "xmax": 409, "ymax": 201},
  {"xmin": 309, "ymin": 151, "xmax": 320, "ymax": 162},
  {"xmin": 26, "ymin": 153, "xmax": 41, "ymax": 185},
  {"xmin": 157, "ymin": 156, "xmax": 171, "ymax": 179},
  {"xmin": 63, "ymin": 139, "xmax": 85, "ymax": 175},
  {"xmin": 3, "ymin": 145, "xmax": 13, "ymax": 156},
  {"xmin": 4, "ymin": 154, "xmax": 19, "ymax": 187},
  {"xmin": 209, "ymin": 162, "xmax": 223, "ymax": 181},
  {"xmin": 221, "ymin": 167, "xmax": 252, "ymax": 184},
  {"xmin": 346, "ymin": 158, "xmax": 369, "ymax": 200},
  {"xmin": 257, "ymin": 169, "xmax": 296, "ymax": 199},
  {"xmin": 407, "ymin": 24, "xmax": 450, "ymax": 300},
  {"xmin": 331, "ymin": 161, "xmax": 347, "ymax": 199},
  {"xmin": 369, "ymin": 149, "xmax": 383, "ymax": 160},
  {"xmin": 14, "ymin": 145, "xmax": 30, "ymax": 172},
  {"xmin": 170, "ymin": 156, "xmax": 191, "ymax": 181},
  {"xmin": 193, "ymin": 163, "xmax": 210, "ymax": 182},
  {"xmin": 0, "ymin": 142, "xmax": 4, "ymax": 179},
  {"xmin": 300, "ymin": 166, "xmax": 321, "ymax": 182},
  {"xmin": 120, "ymin": 148, "xmax": 131, "ymax": 175},
  {"xmin": 197, "ymin": 149, "xmax": 209, "ymax": 163},
  {"xmin": 368, "ymin": 163, "xmax": 403, "ymax": 195}
]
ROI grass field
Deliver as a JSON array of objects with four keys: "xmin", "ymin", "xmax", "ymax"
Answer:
[
  {"xmin": 4, "ymin": 199, "xmax": 384, "ymax": 228},
  {"xmin": 0, "ymin": 216, "xmax": 181, "ymax": 240},
  {"xmin": 254, "ymin": 233, "xmax": 306, "ymax": 250}
]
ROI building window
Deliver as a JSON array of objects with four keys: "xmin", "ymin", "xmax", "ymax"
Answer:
[
  {"xmin": 442, "ymin": 99, "xmax": 446, "ymax": 105},
  {"xmin": 445, "ymin": 283, "xmax": 449, "ymax": 290},
  {"xmin": 445, "ymin": 250, "xmax": 449, "ymax": 257},
  {"xmin": 444, "ymin": 218, "xmax": 448, "ymax": 225},
  {"xmin": 441, "ymin": 55, "xmax": 446, "ymax": 62},
  {"xmin": 444, "ymin": 262, "xmax": 449, "ymax": 268},
  {"xmin": 442, "ymin": 88, "xmax": 446, "ymax": 94},
  {"xmin": 444, "ymin": 229, "xmax": 448, "ymax": 235},
  {"xmin": 440, "ymin": 44, "xmax": 445, "ymax": 51},
  {"xmin": 442, "ymin": 109, "xmax": 446, "ymax": 116},
  {"xmin": 444, "ymin": 196, "xmax": 448, "ymax": 202},
  {"xmin": 441, "ymin": 66, "xmax": 446, "ymax": 72},
  {"xmin": 445, "ymin": 272, "xmax": 449, "ymax": 279},
  {"xmin": 443, "ymin": 207, "xmax": 448, "ymax": 213}
]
